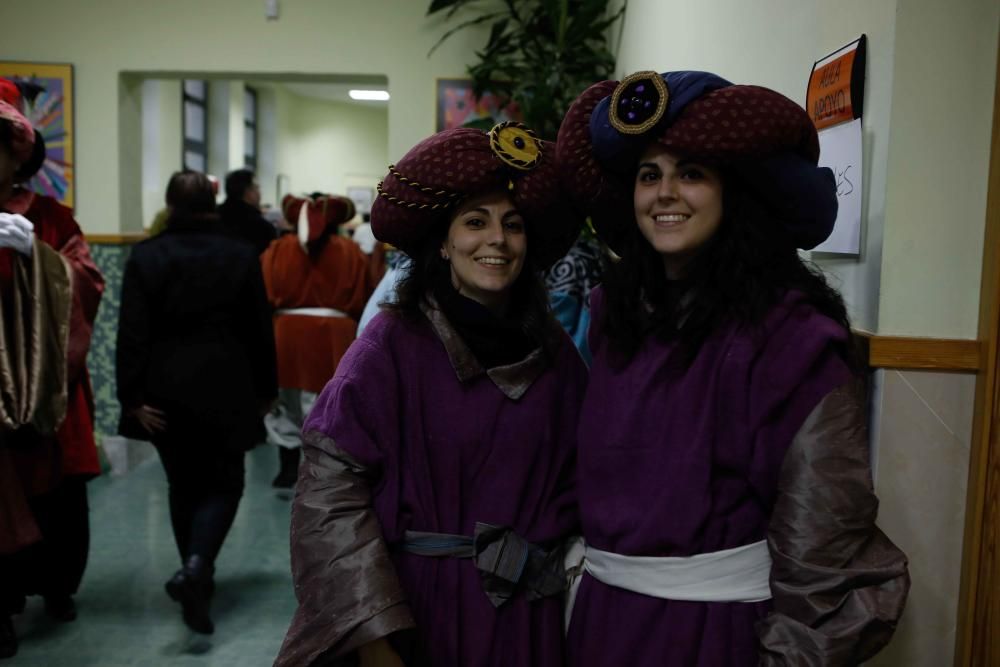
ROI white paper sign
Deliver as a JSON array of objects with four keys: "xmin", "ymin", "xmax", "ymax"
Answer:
[{"xmin": 812, "ymin": 118, "xmax": 862, "ymax": 254}]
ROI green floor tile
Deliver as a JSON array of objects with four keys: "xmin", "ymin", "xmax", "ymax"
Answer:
[{"xmin": 7, "ymin": 445, "xmax": 299, "ymax": 666}]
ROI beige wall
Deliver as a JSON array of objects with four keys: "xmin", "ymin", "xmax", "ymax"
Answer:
[
  {"xmin": 227, "ymin": 80, "xmax": 246, "ymax": 169},
  {"xmin": 879, "ymin": 0, "xmax": 999, "ymax": 338},
  {"xmin": 140, "ymin": 79, "xmax": 182, "ymax": 226},
  {"xmin": 270, "ymin": 87, "xmax": 388, "ymax": 207},
  {"xmin": 1, "ymin": 0, "xmax": 490, "ymax": 233},
  {"xmin": 868, "ymin": 369, "xmax": 976, "ymax": 666}
]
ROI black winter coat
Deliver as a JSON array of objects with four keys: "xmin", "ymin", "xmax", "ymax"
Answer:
[
  {"xmin": 218, "ymin": 199, "xmax": 276, "ymax": 255},
  {"xmin": 115, "ymin": 217, "xmax": 277, "ymax": 443}
]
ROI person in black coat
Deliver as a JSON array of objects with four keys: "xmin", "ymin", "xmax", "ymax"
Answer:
[
  {"xmin": 115, "ymin": 170, "xmax": 277, "ymax": 635},
  {"xmin": 218, "ymin": 168, "xmax": 276, "ymax": 254}
]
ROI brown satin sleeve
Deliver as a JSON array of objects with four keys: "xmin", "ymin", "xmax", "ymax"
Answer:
[
  {"xmin": 0, "ymin": 242, "xmax": 71, "ymax": 434},
  {"xmin": 274, "ymin": 430, "xmax": 415, "ymax": 667},
  {"xmin": 758, "ymin": 381, "xmax": 910, "ymax": 666}
]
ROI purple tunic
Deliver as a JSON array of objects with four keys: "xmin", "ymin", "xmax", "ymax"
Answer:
[
  {"xmin": 568, "ymin": 287, "xmax": 852, "ymax": 666},
  {"xmin": 302, "ymin": 308, "xmax": 587, "ymax": 666}
]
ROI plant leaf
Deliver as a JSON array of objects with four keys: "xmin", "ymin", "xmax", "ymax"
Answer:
[
  {"xmin": 427, "ymin": 0, "xmax": 627, "ymax": 135},
  {"xmin": 426, "ymin": 0, "xmax": 463, "ymax": 15},
  {"xmin": 427, "ymin": 11, "xmax": 505, "ymax": 56}
]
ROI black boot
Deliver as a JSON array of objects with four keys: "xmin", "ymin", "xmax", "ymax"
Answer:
[
  {"xmin": 271, "ymin": 447, "xmax": 301, "ymax": 489},
  {"xmin": 165, "ymin": 555, "xmax": 214, "ymax": 634},
  {"xmin": 0, "ymin": 615, "xmax": 15, "ymax": 659}
]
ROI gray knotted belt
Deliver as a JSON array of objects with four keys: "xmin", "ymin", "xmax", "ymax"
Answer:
[{"xmin": 401, "ymin": 522, "xmax": 567, "ymax": 608}]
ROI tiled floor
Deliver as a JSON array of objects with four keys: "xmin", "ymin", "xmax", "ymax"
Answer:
[{"xmin": 7, "ymin": 445, "xmax": 298, "ymax": 666}]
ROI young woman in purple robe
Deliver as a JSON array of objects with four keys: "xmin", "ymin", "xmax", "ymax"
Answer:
[
  {"xmin": 555, "ymin": 71, "xmax": 910, "ymax": 665},
  {"xmin": 273, "ymin": 122, "xmax": 586, "ymax": 667}
]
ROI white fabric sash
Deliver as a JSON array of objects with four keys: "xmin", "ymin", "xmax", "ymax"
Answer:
[
  {"xmin": 582, "ymin": 539, "xmax": 772, "ymax": 603},
  {"xmin": 276, "ymin": 307, "xmax": 349, "ymax": 318}
]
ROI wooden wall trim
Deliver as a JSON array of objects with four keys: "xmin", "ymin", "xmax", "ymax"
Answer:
[
  {"xmin": 866, "ymin": 335, "xmax": 983, "ymax": 372},
  {"xmin": 85, "ymin": 233, "xmax": 147, "ymax": 245},
  {"xmin": 853, "ymin": 331, "xmax": 983, "ymax": 372},
  {"xmin": 956, "ymin": 28, "xmax": 1000, "ymax": 667}
]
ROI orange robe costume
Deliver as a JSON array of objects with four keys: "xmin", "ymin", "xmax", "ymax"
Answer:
[{"xmin": 260, "ymin": 199, "xmax": 372, "ymax": 394}]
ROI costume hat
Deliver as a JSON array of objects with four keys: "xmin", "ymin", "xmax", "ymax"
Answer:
[
  {"xmin": 0, "ymin": 78, "xmax": 46, "ymax": 182},
  {"xmin": 282, "ymin": 193, "xmax": 356, "ymax": 248},
  {"xmin": 372, "ymin": 122, "xmax": 581, "ymax": 268},
  {"xmin": 557, "ymin": 70, "xmax": 837, "ymax": 252}
]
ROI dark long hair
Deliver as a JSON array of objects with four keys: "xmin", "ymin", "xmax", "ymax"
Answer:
[
  {"xmin": 601, "ymin": 172, "xmax": 857, "ymax": 370},
  {"xmin": 387, "ymin": 213, "xmax": 556, "ymax": 357},
  {"xmin": 165, "ymin": 170, "xmax": 219, "ymax": 227}
]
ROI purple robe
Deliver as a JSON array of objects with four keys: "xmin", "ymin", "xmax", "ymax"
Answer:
[
  {"xmin": 568, "ymin": 287, "xmax": 883, "ymax": 665},
  {"xmin": 283, "ymin": 303, "xmax": 587, "ymax": 667}
]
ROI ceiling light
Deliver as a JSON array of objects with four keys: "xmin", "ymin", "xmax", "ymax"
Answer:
[{"xmin": 349, "ymin": 90, "xmax": 390, "ymax": 101}]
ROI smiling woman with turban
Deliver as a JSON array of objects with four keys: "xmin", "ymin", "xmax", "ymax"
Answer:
[
  {"xmin": 557, "ymin": 70, "xmax": 909, "ymax": 666},
  {"xmin": 275, "ymin": 122, "xmax": 586, "ymax": 667}
]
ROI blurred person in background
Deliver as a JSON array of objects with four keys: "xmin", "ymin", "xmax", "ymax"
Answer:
[
  {"xmin": 148, "ymin": 174, "xmax": 219, "ymax": 238},
  {"xmin": 116, "ymin": 170, "xmax": 277, "ymax": 634},
  {"xmin": 260, "ymin": 193, "xmax": 371, "ymax": 488},
  {"xmin": 262, "ymin": 205, "xmax": 293, "ymax": 236},
  {"xmin": 219, "ymin": 168, "xmax": 276, "ymax": 254}
]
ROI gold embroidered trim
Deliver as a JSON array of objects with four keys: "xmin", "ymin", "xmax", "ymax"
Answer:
[
  {"xmin": 609, "ymin": 71, "xmax": 669, "ymax": 136},
  {"xmin": 376, "ymin": 179, "xmax": 457, "ymax": 211},
  {"xmin": 489, "ymin": 121, "xmax": 542, "ymax": 171}
]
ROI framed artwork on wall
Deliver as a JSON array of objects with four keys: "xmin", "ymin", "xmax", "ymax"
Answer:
[
  {"xmin": 346, "ymin": 185, "xmax": 375, "ymax": 217},
  {"xmin": 435, "ymin": 78, "xmax": 522, "ymax": 132},
  {"xmin": 0, "ymin": 61, "xmax": 75, "ymax": 209}
]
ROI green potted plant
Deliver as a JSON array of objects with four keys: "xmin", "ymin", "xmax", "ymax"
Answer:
[{"xmin": 428, "ymin": 0, "xmax": 626, "ymax": 140}]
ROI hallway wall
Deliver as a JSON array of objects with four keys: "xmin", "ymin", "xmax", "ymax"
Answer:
[
  {"xmin": 868, "ymin": 368, "xmax": 976, "ymax": 667},
  {"xmin": 1, "ymin": 0, "xmax": 489, "ymax": 233},
  {"xmin": 269, "ymin": 86, "xmax": 388, "ymax": 204}
]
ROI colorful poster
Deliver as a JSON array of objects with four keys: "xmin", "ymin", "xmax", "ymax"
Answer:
[
  {"xmin": 0, "ymin": 62, "xmax": 74, "ymax": 209},
  {"xmin": 436, "ymin": 79, "xmax": 522, "ymax": 132}
]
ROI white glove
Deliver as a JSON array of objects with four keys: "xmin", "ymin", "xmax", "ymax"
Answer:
[{"xmin": 0, "ymin": 212, "xmax": 34, "ymax": 256}]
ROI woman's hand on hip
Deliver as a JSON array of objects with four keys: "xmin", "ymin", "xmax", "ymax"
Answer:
[{"xmin": 132, "ymin": 404, "xmax": 167, "ymax": 433}]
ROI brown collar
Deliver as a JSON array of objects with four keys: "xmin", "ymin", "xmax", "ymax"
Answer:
[{"xmin": 419, "ymin": 294, "xmax": 558, "ymax": 400}]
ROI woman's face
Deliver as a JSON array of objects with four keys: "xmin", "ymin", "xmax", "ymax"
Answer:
[
  {"xmin": 441, "ymin": 190, "xmax": 527, "ymax": 312},
  {"xmin": 633, "ymin": 143, "xmax": 724, "ymax": 278}
]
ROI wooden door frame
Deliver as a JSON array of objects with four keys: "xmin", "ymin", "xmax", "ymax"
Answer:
[{"xmin": 956, "ymin": 29, "xmax": 1000, "ymax": 667}]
